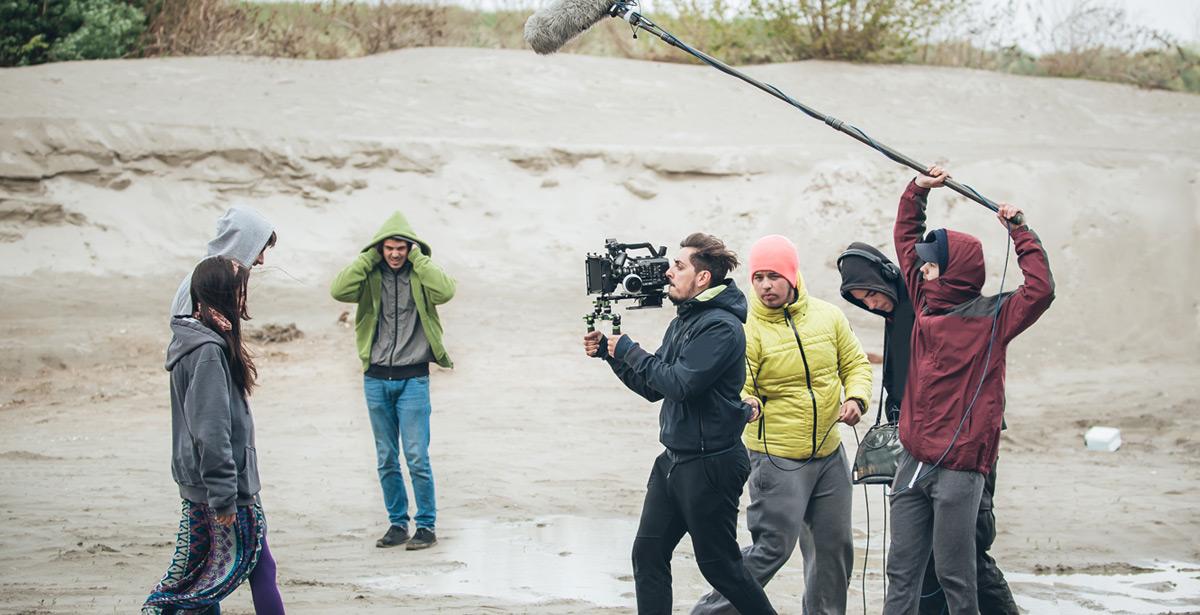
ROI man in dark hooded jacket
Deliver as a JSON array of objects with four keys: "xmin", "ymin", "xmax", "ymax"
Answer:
[
  {"xmin": 839, "ymin": 241, "xmax": 1019, "ymax": 615},
  {"xmin": 883, "ymin": 166, "xmax": 1054, "ymax": 614},
  {"xmin": 837, "ymin": 242, "xmax": 913, "ymax": 423},
  {"xmin": 583, "ymin": 232, "xmax": 775, "ymax": 615}
]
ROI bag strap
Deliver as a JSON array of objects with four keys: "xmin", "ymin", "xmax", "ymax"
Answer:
[{"xmin": 873, "ymin": 323, "xmax": 890, "ymax": 427}]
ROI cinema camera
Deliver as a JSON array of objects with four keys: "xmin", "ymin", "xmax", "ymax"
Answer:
[{"xmin": 584, "ymin": 239, "xmax": 669, "ymax": 334}]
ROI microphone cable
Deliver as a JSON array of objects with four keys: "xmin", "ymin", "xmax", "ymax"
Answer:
[{"xmin": 613, "ymin": 3, "xmax": 1014, "ymax": 219}]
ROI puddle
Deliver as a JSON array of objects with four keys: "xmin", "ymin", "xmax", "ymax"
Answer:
[
  {"xmin": 1009, "ymin": 561, "xmax": 1200, "ymax": 614},
  {"xmin": 361, "ymin": 516, "xmax": 639, "ymax": 607},
  {"xmin": 362, "ymin": 517, "xmax": 1200, "ymax": 613}
]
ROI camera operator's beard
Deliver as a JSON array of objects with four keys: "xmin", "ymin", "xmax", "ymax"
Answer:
[{"xmin": 667, "ymin": 282, "xmax": 696, "ymax": 305}]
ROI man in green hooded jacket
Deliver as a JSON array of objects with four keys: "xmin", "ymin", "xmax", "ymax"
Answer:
[{"xmin": 331, "ymin": 212, "xmax": 455, "ymax": 551}]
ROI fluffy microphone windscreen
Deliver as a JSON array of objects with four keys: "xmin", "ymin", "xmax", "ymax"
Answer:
[{"xmin": 524, "ymin": 0, "xmax": 614, "ymax": 55}]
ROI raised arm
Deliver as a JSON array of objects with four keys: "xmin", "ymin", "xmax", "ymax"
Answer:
[
  {"xmin": 330, "ymin": 248, "xmax": 382, "ymax": 303},
  {"xmin": 410, "ymin": 246, "xmax": 456, "ymax": 305},
  {"xmin": 894, "ymin": 166, "xmax": 947, "ymax": 302},
  {"xmin": 995, "ymin": 205, "xmax": 1055, "ymax": 342}
]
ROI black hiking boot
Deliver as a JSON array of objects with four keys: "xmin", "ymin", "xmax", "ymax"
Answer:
[
  {"xmin": 406, "ymin": 527, "xmax": 437, "ymax": 550},
  {"xmin": 375, "ymin": 525, "xmax": 409, "ymax": 548}
]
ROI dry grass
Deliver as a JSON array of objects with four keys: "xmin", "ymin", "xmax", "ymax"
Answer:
[
  {"xmin": 131, "ymin": 0, "xmax": 1199, "ymax": 94},
  {"xmin": 139, "ymin": 0, "xmax": 448, "ymax": 59}
]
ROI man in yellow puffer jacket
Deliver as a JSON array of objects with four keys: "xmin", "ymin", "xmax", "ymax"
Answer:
[{"xmin": 693, "ymin": 235, "xmax": 873, "ymax": 615}]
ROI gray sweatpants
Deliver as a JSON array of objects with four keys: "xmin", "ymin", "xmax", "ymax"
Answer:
[
  {"xmin": 692, "ymin": 446, "xmax": 854, "ymax": 615},
  {"xmin": 884, "ymin": 448, "xmax": 986, "ymax": 615}
]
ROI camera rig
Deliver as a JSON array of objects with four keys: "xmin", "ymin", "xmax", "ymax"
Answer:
[{"xmin": 584, "ymin": 238, "xmax": 669, "ymax": 334}]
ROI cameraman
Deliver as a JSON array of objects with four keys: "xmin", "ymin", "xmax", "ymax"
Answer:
[{"xmin": 583, "ymin": 233, "xmax": 775, "ymax": 615}]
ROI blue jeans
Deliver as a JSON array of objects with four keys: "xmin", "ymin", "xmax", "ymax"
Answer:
[{"xmin": 363, "ymin": 375, "xmax": 436, "ymax": 530}]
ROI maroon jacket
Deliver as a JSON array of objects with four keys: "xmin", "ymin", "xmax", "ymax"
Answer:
[{"xmin": 894, "ymin": 181, "xmax": 1055, "ymax": 475}]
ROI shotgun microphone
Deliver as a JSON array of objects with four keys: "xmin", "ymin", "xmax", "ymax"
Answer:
[{"xmin": 523, "ymin": 0, "xmax": 620, "ymax": 55}]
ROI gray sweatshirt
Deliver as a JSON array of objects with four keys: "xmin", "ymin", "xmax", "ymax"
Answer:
[
  {"xmin": 370, "ymin": 260, "xmax": 436, "ymax": 368},
  {"xmin": 170, "ymin": 206, "xmax": 275, "ymax": 318},
  {"xmin": 166, "ymin": 317, "xmax": 261, "ymax": 515}
]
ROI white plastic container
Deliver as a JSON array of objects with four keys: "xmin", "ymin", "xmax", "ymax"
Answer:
[{"xmin": 1084, "ymin": 426, "xmax": 1122, "ymax": 452}]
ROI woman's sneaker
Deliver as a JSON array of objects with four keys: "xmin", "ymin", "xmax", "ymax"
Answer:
[
  {"xmin": 406, "ymin": 528, "xmax": 437, "ymax": 550},
  {"xmin": 376, "ymin": 525, "xmax": 409, "ymax": 548}
]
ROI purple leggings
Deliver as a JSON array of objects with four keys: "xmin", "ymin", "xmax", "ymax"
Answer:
[{"xmin": 248, "ymin": 535, "xmax": 286, "ymax": 614}]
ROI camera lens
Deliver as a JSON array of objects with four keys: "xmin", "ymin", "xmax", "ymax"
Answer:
[{"xmin": 623, "ymin": 274, "xmax": 644, "ymax": 293}]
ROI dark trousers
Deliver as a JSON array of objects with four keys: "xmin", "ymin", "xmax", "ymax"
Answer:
[
  {"xmin": 918, "ymin": 462, "xmax": 1019, "ymax": 615},
  {"xmin": 633, "ymin": 447, "xmax": 776, "ymax": 615}
]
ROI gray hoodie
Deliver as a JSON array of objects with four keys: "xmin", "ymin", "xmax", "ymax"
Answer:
[
  {"xmin": 170, "ymin": 206, "xmax": 275, "ymax": 318},
  {"xmin": 166, "ymin": 317, "xmax": 260, "ymax": 515}
]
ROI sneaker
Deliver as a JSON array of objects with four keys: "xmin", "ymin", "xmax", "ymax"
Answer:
[
  {"xmin": 406, "ymin": 527, "xmax": 437, "ymax": 550},
  {"xmin": 375, "ymin": 525, "xmax": 409, "ymax": 548}
]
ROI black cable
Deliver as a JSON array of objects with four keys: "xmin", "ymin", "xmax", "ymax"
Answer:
[
  {"xmin": 853, "ymin": 423, "xmax": 868, "ymax": 615},
  {"xmin": 616, "ymin": 5, "xmax": 1012, "ymax": 218},
  {"xmin": 760, "ymin": 417, "xmax": 839, "ymax": 473},
  {"xmin": 874, "ymin": 329, "xmax": 890, "ymax": 426},
  {"xmin": 882, "ymin": 486, "xmax": 888, "ymax": 597}
]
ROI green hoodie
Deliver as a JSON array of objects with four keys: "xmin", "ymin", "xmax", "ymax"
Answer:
[{"xmin": 330, "ymin": 212, "xmax": 455, "ymax": 371}]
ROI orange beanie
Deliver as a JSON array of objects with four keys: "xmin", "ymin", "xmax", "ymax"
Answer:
[{"xmin": 748, "ymin": 235, "xmax": 800, "ymax": 288}]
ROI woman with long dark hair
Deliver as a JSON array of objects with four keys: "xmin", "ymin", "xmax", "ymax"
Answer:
[{"xmin": 144, "ymin": 256, "xmax": 285, "ymax": 614}]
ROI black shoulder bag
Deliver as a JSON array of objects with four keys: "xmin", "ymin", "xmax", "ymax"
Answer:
[{"xmin": 852, "ymin": 329, "xmax": 902, "ymax": 485}]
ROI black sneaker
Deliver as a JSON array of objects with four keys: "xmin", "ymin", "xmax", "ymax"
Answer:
[
  {"xmin": 406, "ymin": 527, "xmax": 437, "ymax": 550},
  {"xmin": 375, "ymin": 525, "xmax": 409, "ymax": 548}
]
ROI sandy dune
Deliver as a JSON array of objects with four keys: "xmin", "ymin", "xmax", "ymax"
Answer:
[{"xmin": 1, "ymin": 48, "xmax": 1198, "ymax": 613}]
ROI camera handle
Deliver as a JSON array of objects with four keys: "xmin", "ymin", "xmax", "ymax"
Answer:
[{"xmin": 584, "ymin": 297, "xmax": 622, "ymax": 335}]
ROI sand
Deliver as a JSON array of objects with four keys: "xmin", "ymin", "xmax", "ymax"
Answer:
[{"xmin": 1, "ymin": 48, "xmax": 1198, "ymax": 613}]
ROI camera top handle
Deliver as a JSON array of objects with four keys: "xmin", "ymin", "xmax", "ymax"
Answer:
[{"xmin": 607, "ymin": 240, "xmax": 666, "ymax": 259}]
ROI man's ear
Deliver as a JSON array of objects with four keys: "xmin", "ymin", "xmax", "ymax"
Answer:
[{"xmin": 696, "ymin": 269, "xmax": 712, "ymax": 289}]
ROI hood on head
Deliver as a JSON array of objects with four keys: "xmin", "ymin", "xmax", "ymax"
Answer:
[
  {"xmin": 923, "ymin": 230, "xmax": 985, "ymax": 312},
  {"xmin": 364, "ymin": 211, "xmax": 432, "ymax": 258},
  {"xmin": 166, "ymin": 317, "xmax": 227, "ymax": 370},
  {"xmin": 206, "ymin": 206, "xmax": 275, "ymax": 268},
  {"xmin": 838, "ymin": 242, "xmax": 903, "ymax": 317}
]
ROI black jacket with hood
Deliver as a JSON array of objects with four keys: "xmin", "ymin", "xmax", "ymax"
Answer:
[
  {"xmin": 601, "ymin": 280, "xmax": 753, "ymax": 455},
  {"xmin": 166, "ymin": 317, "xmax": 261, "ymax": 515},
  {"xmin": 838, "ymin": 242, "xmax": 914, "ymax": 422}
]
